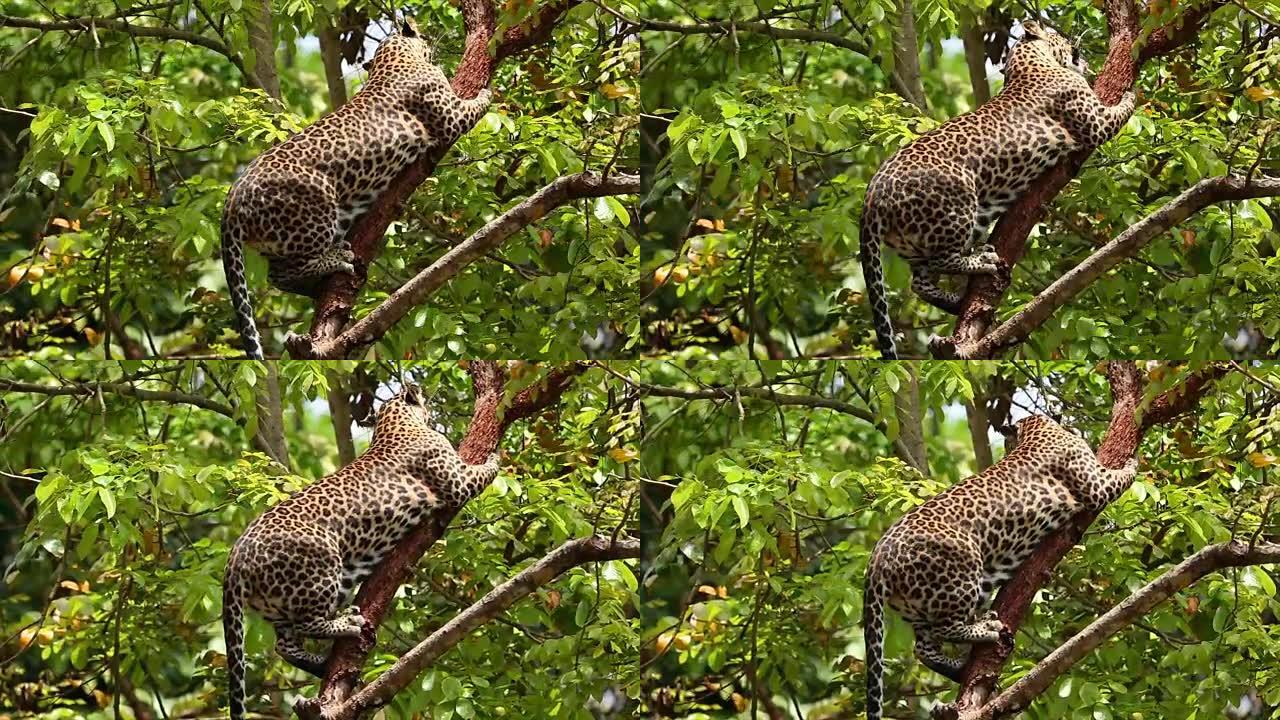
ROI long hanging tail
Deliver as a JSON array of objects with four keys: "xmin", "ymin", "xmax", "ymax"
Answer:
[
  {"xmin": 858, "ymin": 210, "xmax": 898, "ymax": 359},
  {"xmin": 222, "ymin": 580, "xmax": 247, "ymax": 720},
  {"xmin": 863, "ymin": 574, "xmax": 887, "ymax": 720},
  {"xmin": 220, "ymin": 210, "xmax": 265, "ymax": 360}
]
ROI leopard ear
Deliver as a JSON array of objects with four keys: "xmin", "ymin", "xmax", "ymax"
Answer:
[
  {"xmin": 1021, "ymin": 21, "xmax": 1044, "ymax": 40},
  {"xmin": 402, "ymin": 384, "xmax": 425, "ymax": 406},
  {"xmin": 398, "ymin": 16, "xmax": 420, "ymax": 38}
]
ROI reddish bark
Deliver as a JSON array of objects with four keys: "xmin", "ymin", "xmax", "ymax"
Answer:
[
  {"xmin": 945, "ymin": 361, "xmax": 1228, "ymax": 718},
  {"xmin": 298, "ymin": 361, "xmax": 587, "ymax": 714},
  {"xmin": 289, "ymin": 0, "xmax": 581, "ymax": 358},
  {"xmin": 935, "ymin": 0, "xmax": 1228, "ymax": 359}
]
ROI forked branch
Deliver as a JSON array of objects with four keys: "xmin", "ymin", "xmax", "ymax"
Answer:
[
  {"xmin": 300, "ymin": 0, "xmax": 586, "ymax": 354},
  {"xmin": 932, "ymin": 0, "xmax": 1232, "ymax": 359},
  {"xmin": 969, "ymin": 540, "xmax": 1280, "ymax": 720},
  {"xmin": 287, "ymin": 171, "xmax": 639, "ymax": 358},
  {"xmin": 942, "ymin": 361, "xmax": 1230, "ymax": 718},
  {"xmin": 294, "ymin": 361, "xmax": 588, "ymax": 715}
]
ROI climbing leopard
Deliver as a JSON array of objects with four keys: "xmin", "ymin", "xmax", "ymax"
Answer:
[
  {"xmin": 221, "ymin": 384, "xmax": 499, "ymax": 720},
  {"xmin": 862, "ymin": 415, "xmax": 1139, "ymax": 719},
  {"xmin": 859, "ymin": 21, "xmax": 1136, "ymax": 358},
  {"xmin": 221, "ymin": 19, "xmax": 492, "ymax": 359}
]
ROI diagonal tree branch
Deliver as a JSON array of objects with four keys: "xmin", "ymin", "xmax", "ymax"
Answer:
[
  {"xmin": 0, "ymin": 14, "xmax": 263, "ymax": 90},
  {"xmin": 965, "ymin": 174, "xmax": 1280, "ymax": 357},
  {"xmin": 306, "ymin": 535, "xmax": 640, "ymax": 720},
  {"xmin": 293, "ymin": 361, "xmax": 589, "ymax": 716},
  {"xmin": 942, "ymin": 361, "xmax": 1230, "ymax": 718},
  {"xmin": 0, "ymin": 376, "xmax": 289, "ymax": 466},
  {"xmin": 930, "ymin": 0, "xmax": 1232, "ymax": 359},
  {"xmin": 298, "ymin": 0, "xmax": 585, "ymax": 354},
  {"xmin": 287, "ymin": 171, "xmax": 639, "ymax": 358},
  {"xmin": 970, "ymin": 539, "xmax": 1280, "ymax": 720}
]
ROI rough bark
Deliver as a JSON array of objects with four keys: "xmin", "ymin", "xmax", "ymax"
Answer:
[
  {"xmin": 293, "ymin": 361, "xmax": 588, "ymax": 715},
  {"xmin": 963, "ymin": 174, "xmax": 1280, "ymax": 357},
  {"xmin": 940, "ymin": 361, "xmax": 1229, "ymax": 718},
  {"xmin": 286, "ymin": 171, "xmax": 639, "ymax": 358},
  {"xmin": 930, "ymin": 0, "xmax": 1230, "ymax": 359},
  {"xmin": 969, "ymin": 540, "xmax": 1280, "ymax": 720},
  {"xmin": 300, "ymin": 535, "xmax": 639, "ymax": 720}
]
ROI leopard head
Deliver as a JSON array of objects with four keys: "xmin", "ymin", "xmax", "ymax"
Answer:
[
  {"xmin": 371, "ymin": 383, "xmax": 435, "ymax": 440},
  {"xmin": 364, "ymin": 19, "xmax": 434, "ymax": 76},
  {"xmin": 1010, "ymin": 21, "xmax": 1089, "ymax": 79}
]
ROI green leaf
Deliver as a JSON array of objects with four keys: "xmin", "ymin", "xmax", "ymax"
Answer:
[
  {"xmin": 98, "ymin": 487, "xmax": 116, "ymax": 519},
  {"xmin": 731, "ymin": 496, "xmax": 749, "ymax": 528},
  {"xmin": 729, "ymin": 128, "xmax": 747, "ymax": 159},
  {"xmin": 605, "ymin": 197, "xmax": 630, "ymax": 226},
  {"xmin": 97, "ymin": 122, "xmax": 115, "ymax": 152}
]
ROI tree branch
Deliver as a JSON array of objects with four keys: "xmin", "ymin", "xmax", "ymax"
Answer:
[
  {"xmin": 969, "ymin": 539, "xmax": 1280, "ymax": 720},
  {"xmin": 0, "ymin": 377, "xmax": 286, "ymax": 465},
  {"xmin": 294, "ymin": 361, "xmax": 587, "ymax": 715},
  {"xmin": 930, "ymin": 0, "xmax": 1231, "ymax": 359},
  {"xmin": 0, "ymin": 14, "xmax": 263, "ymax": 90},
  {"xmin": 298, "ymin": 0, "xmax": 585, "ymax": 354},
  {"xmin": 303, "ymin": 535, "xmax": 639, "ymax": 720},
  {"xmin": 619, "ymin": 371, "xmax": 926, "ymax": 471},
  {"xmin": 943, "ymin": 361, "xmax": 1230, "ymax": 718},
  {"xmin": 287, "ymin": 171, "xmax": 639, "ymax": 358},
  {"xmin": 640, "ymin": 17, "xmax": 917, "ymax": 101},
  {"xmin": 960, "ymin": 174, "xmax": 1280, "ymax": 358}
]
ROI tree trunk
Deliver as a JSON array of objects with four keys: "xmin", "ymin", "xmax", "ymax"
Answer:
[
  {"xmin": 327, "ymin": 371, "xmax": 356, "ymax": 465},
  {"xmin": 244, "ymin": 0, "xmax": 280, "ymax": 100},
  {"xmin": 318, "ymin": 15, "xmax": 348, "ymax": 108},
  {"xmin": 890, "ymin": 0, "xmax": 927, "ymax": 110},
  {"xmin": 253, "ymin": 363, "xmax": 290, "ymax": 468},
  {"xmin": 892, "ymin": 363, "xmax": 929, "ymax": 476},
  {"xmin": 965, "ymin": 390, "xmax": 993, "ymax": 471},
  {"xmin": 962, "ymin": 20, "xmax": 990, "ymax": 105}
]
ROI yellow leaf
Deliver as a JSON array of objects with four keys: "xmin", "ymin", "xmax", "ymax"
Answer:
[
  {"xmin": 607, "ymin": 446, "xmax": 638, "ymax": 463},
  {"xmin": 1245, "ymin": 86, "xmax": 1276, "ymax": 102},
  {"xmin": 729, "ymin": 326, "xmax": 748, "ymax": 345},
  {"xmin": 59, "ymin": 580, "xmax": 80, "ymax": 593},
  {"xmin": 1247, "ymin": 452, "xmax": 1278, "ymax": 468}
]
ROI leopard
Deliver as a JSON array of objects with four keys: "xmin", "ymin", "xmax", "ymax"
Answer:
[
  {"xmin": 221, "ymin": 384, "xmax": 499, "ymax": 720},
  {"xmin": 862, "ymin": 414, "xmax": 1139, "ymax": 720},
  {"xmin": 221, "ymin": 19, "xmax": 492, "ymax": 359},
  {"xmin": 859, "ymin": 21, "xmax": 1136, "ymax": 358}
]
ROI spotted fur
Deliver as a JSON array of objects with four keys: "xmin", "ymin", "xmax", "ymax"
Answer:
[
  {"xmin": 860, "ymin": 21, "xmax": 1135, "ymax": 358},
  {"xmin": 862, "ymin": 415, "xmax": 1139, "ymax": 719},
  {"xmin": 221, "ymin": 21, "xmax": 492, "ymax": 359},
  {"xmin": 221, "ymin": 384, "xmax": 499, "ymax": 720}
]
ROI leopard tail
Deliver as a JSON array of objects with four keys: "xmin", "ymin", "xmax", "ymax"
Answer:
[
  {"xmin": 222, "ymin": 569, "xmax": 247, "ymax": 720},
  {"xmin": 864, "ymin": 571, "xmax": 887, "ymax": 720},
  {"xmin": 220, "ymin": 203, "xmax": 265, "ymax": 360},
  {"xmin": 859, "ymin": 205, "xmax": 898, "ymax": 359}
]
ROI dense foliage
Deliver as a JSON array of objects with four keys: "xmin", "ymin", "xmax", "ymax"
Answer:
[
  {"xmin": 0, "ymin": 361, "xmax": 639, "ymax": 719},
  {"xmin": 1, "ymin": 0, "xmax": 638, "ymax": 359},
  {"xmin": 638, "ymin": 360, "xmax": 1280, "ymax": 718},
  {"xmin": 641, "ymin": 0, "xmax": 1279, "ymax": 358}
]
